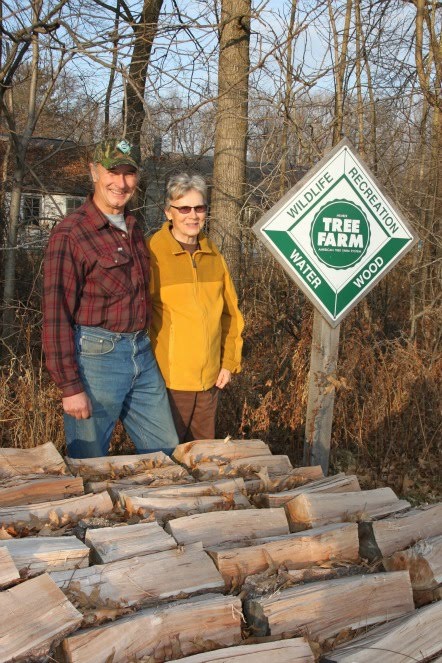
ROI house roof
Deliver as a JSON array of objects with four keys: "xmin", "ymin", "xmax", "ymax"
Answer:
[
  {"xmin": 0, "ymin": 135, "xmax": 91, "ymax": 197},
  {"xmin": 0, "ymin": 134, "xmax": 307, "ymax": 209}
]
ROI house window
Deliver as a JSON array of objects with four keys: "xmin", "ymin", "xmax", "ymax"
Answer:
[
  {"xmin": 22, "ymin": 195, "xmax": 41, "ymax": 225},
  {"xmin": 66, "ymin": 197, "xmax": 84, "ymax": 215}
]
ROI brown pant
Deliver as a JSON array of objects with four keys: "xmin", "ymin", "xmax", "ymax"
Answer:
[{"xmin": 167, "ymin": 387, "xmax": 219, "ymax": 443}]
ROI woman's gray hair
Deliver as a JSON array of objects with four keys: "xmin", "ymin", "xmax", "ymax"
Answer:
[{"xmin": 165, "ymin": 173, "xmax": 207, "ymax": 208}]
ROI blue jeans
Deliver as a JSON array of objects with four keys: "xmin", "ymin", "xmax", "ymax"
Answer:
[{"xmin": 64, "ymin": 326, "xmax": 179, "ymax": 458}]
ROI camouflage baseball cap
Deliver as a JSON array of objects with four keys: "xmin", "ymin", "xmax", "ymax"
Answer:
[{"xmin": 92, "ymin": 138, "xmax": 140, "ymax": 170}]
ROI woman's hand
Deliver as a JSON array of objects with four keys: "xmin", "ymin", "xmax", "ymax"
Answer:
[{"xmin": 215, "ymin": 368, "xmax": 232, "ymax": 389}]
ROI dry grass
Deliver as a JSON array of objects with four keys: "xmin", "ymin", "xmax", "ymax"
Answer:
[
  {"xmin": 1, "ymin": 299, "xmax": 440, "ymax": 501},
  {"xmin": 218, "ymin": 305, "xmax": 442, "ymax": 502},
  {"xmin": 0, "ymin": 329, "xmax": 65, "ymax": 451}
]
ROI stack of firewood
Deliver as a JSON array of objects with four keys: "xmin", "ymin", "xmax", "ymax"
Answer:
[{"xmin": 0, "ymin": 440, "xmax": 441, "ymax": 663}]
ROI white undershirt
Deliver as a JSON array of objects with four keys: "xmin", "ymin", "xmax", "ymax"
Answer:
[{"xmin": 105, "ymin": 213, "xmax": 127, "ymax": 233}]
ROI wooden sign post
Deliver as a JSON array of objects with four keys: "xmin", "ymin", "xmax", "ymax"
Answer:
[
  {"xmin": 303, "ymin": 312, "xmax": 340, "ymax": 473},
  {"xmin": 253, "ymin": 138, "xmax": 417, "ymax": 474}
]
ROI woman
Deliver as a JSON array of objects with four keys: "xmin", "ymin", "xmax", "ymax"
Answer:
[{"xmin": 147, "ymin": 173, "xmax": 244, "ymax": 442}]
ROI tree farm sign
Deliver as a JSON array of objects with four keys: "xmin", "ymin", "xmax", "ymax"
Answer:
[
  {"xmin": 253, "ymin": 138, "xmax": 417, "ymax": 473},
  {"xmin": 253, "ymin": 138, "xmax": 417, "ymax": 327}
]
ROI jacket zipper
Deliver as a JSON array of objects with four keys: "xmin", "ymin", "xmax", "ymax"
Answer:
[{"xmin": 191, "ymin": 251, "xmax": 210, "ymax": 390}]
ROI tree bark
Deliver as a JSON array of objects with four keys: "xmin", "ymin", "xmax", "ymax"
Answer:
[
  {"xmin": 125, "ymin": 0, "xmax": 163, "ymax": 151},
  {"xmin": 104, "ymin": 0, "xmax": 121, "ymax": 136},
  {"xmin": 328, "ymin": 0, "xmax": 353, "ymax": 145},
  {"xmin": 414, "ymin": 0, "xmax": 442, "ymax": 112},
  {"xmin": 279, "ymin": 0, "xmax": 298, "ymax": 197},
  {"xmin": 210, "ymin": 0, "xmax": 251, "ymax": 285}
]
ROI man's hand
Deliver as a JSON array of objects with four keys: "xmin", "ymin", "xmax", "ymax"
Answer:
[
  {"xmin": 62, "ymin": 392, "xmax": 92, "ymax": 419},
  {"xmin": 215, "ymin": 368, "xmax": 232, "ymax": 389}
]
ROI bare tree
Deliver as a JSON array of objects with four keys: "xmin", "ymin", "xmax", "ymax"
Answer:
[
  {"xmin": 328, "ymin": 0, "xmax": 353, "ymax": 144},
  {"xmin": 124, "ymin": 0, "xmax": 163, "ymax": 150},
  {"xmin": 210, "ymin": 0, "xmax": 251, "ymax": 284},
  {"xmin": 1, "ymin": 0, "xmax": 70, "ymax": 343}
]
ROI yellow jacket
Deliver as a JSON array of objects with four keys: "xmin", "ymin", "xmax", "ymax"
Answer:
[{"xmin": 147, "ymin": 222, "xmax": 244, "ymax": 391}]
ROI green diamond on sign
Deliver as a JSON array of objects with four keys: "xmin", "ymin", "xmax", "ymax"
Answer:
[{"xmin": 253, "ymin": 139, "xmax": 418, "ymax": 327}]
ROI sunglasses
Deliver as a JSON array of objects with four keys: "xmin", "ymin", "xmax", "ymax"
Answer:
[{"xmin": 169, "ymin": 204, "xmax": 207, "ymax": 214}]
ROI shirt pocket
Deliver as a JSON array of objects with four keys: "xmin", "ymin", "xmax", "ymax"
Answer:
[{"xmin": 95, "ymin": 250, "xmax": 133, "ymax": 296}]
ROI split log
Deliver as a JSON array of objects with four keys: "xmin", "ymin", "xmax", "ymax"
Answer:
[
  {"xmin": 125, "ymin": 493, "xmax": 250, "ymax": 523},
  {"xmin": 0, "ymin": 573, "xmax": 82, "ymax": 662},
  {"xmin": 51, "ymin": 542, "xmax": 225, "ymax": 611},
  {"xmin": 0, "ymin": 442, "xmax": 67, "ymax": 479},
  {"xmin": 193, "ymin": 455, "xmax": 293, "ymax": 481},
  {"xmin": 285, "ymin": 488, "xmax": 410, "ymax": 531},
  {"xmin": 0, "ymin": 491, "xmax": 113, "ymax": 527},
  {"xmin": 117, "ymin": 477, "xmax": 248, "ymax": 501},
  {"xmin": 167, "ymin": 638, "xmax": 315, "ymax": 663},
  {"xmin": 0, "ymin": 536, "xmax": 90, "ymax": 574},
  {"xmin": 412, "ymin": 585, "xmax": 442, "ymax": 606},
  {"xmin": 262, "ymin": 474, "xmax": 360, "ymax": 508},
  {"xmin": 284, "ymin": 565, "xmax": 364, "ymax": 584},
  {"xmin": 0, "ymin": 475, "xmax": 84, "ymax": 506},
  {"xmin": 359, "ymin": 502, "xmax": 442, "ymax": 561},
  {"xmin": 0, "ymin": 547, "xmax": 20, "ymax": 588},
  {"xmin": 322, "ymin": 600, "xmax": 442, "ymax": 662},
  {"xmin": 85, "ymin": 465, "xmax": 194, "ymax": 493},
  {"xmin": 244, "ymin": 466, "xmax": 324, "ymax": 495},
  {"xmin": 165, "ymin": 509, "xmax": 289, "ymax": 548},
  {"xmin": 241, "ymin": 564, "xmax": 367, "ymax": 599},
  {"xmin": 65, "ymin": 450, "xmax": 174, "ymax": 480},
  {"xmin": 85, "ymin": 521, "xmax": 177, "ymax": 563},
  {"xmin": 118, "ymin": 478, "xmax": 250, "ymax": 522},
  {"xmin": 172, "ymin": 439, "xmax": 272, "ymax": 467},
  {"xmin": 245, "ymin": 570, "xmax": 414, "ymax": 641},
  {"xmin": 61, "ymin": 593, "xmax": 242, "ymax": 663},
  {"xmin": 383, "ymin": 534, "xmax": 442, "ymax": 606},
  {"xmin": 207, "ymin": 522, "xmax": 359, "ymax": 588}
]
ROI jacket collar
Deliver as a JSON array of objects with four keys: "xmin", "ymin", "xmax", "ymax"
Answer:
[{"xmin": 161, "ymin": 221, "xmax": 213, "ymax": 255}]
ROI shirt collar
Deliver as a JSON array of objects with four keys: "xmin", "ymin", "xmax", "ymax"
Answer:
[{"xmin": 83, "ymin": 195, "xmax": 136, "ymax": 231}]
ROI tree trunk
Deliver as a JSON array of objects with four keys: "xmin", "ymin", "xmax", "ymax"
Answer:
[
  {"xmin": 104, "ymin": 0, "xmax": 121, "ymax": 137},
  {"xmin": 328, "ymin": 0, "xmax": 353, "ymax": 144},
  {"xmin": 210, "ymin": 0, "xmax": 251, "ymax": 286},
  {"xmin": 279, "ymin": 0, "xmax": 298, "ymax": 197},
  {"xmin": 2, "ymin": 166, "xmax": 23, "ymax": 343},
  {"xmin": 354, "ymin": 0, "xmax": 365, "ymax": 158},
  {"xmin": 2, "ymin": 0, "xmax": 40, "ymax": 339},
  {"xmin": 125, "ymin": 0, "xmax": 163, "ymax": 151}
]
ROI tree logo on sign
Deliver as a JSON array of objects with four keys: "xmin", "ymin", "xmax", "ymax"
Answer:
[{"xmin": 310, "ymin": 200, "xmax": 370, "ymax": 269}]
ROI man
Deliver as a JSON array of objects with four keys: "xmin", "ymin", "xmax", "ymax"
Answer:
[{"xmin": 42, "ymin": 138, "xmax": 178, "ymax": 458}]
